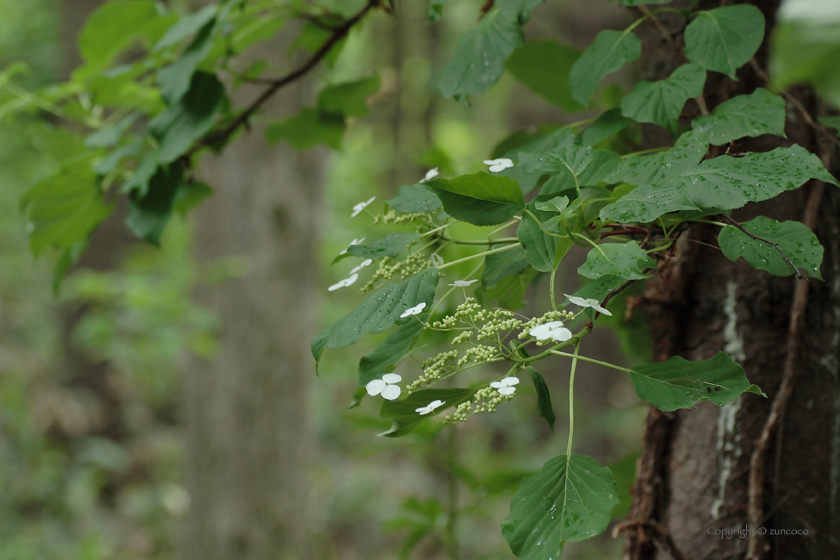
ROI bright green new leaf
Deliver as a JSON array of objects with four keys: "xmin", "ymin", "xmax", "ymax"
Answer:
[
  {"xmin": 387, "ymin": 183, "xmax": 442, "ymax": 213},
  {"xmin": 126, "ymin": 162, "xmax": 185, "ymax": 245},
  {"xmin": 333, "ymin": 233, "xmax": 420, "ymax": 264},
  {"xmin": 317, "ymin": 76, "xmax": 381, "ymax": 117},
  {"xmin": 578, "ymin": 242, "xmax": 654, "ymax": 281},
  {"xmin": 518, "ymin": 203, "xmax": 558, "ymax": 272},
  {"xmin": 601, "ymin": 144, "xmax": 838, "ymax": 223},
  {"xmin": 580, "ymin": 108, "xmax": 632, "ymax": 146},
  {"xmin": 621, "ymin": 64, "xmax": 706, "ymax": 136},
  {"xmin": 505, "ymin": 40, "xmax": 585, "ymax": 112},
  {"xmin": 266, "ymin": 108, "xmax": 345, "ymax": 150},
  {"xmin": 684, "ymin": 5, "xmax": 765, "ymax": 78},
  {"xmin": 379, "ymin": 388, "xmax": 473, "ymax": 437},
  {"xmin": 570, "ymin": 29, "xmax": 642, "ymax": 106},
  {"xmin": 692, "ymin": 88, "xmax": 786, "ymax": 145},
  {"xmin": 535, "ymin": 196, "xmax": 569, "ymax": 214},
  {"xmin": 439, "ymin": 11, "xmax": 523, "ymax": 99},
  {"xmin": 502, "ymin": 454, "xmax": 619, "ymax": 559},
  {"xmin": 21, "ymin": 159, "xmax": 113, "ymax": 256},
  {"xmin": 526, "ymin": 367, "xmax": 555, "ymax": 431},
  {"xmin": 428, "ymin": 173, "xmax": 524, "ymax": 226},
  {"xmin": 719, "ymin": 216, "xmax": 824, "ymax": 280},
  {"xmin": 154, "ymin": 4, "xmax": 217, "ymax": 51},
  {"xmin": 311, "ymin": 268, "xmax": 440, "ymax": 371},
  {"xmin": 629, "ymin": 352, "xmax": 765, "ymax": 411}
]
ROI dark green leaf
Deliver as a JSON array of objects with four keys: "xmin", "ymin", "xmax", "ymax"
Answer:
[
  {"xmin": 692, "ymin": 88, "xmax": 786, "ymax": 145},
  {"xmin": 506, "ymin": 40, "xmax": 584, "ymax": 112},
  {"xmin": 578, "ymin": 149, "xmax": 623, "ymax": 186},
  {"xmin": 379, "ymin": 388, "xmax": 473, "ymax": 437},
  {"xmin": 126, "ymin": 162, "xmax": 185, "ymax": 245},
  {"xmin": 334, "ymin": 233, "xmax": 420, "ymax": 264},
  {"xmin": 479, "ymin": 268, "xmax": 538, "ymax": 311},
  {"xmin": 684, "ymin": 5, "xmax": 765, "ymax": 78},
  {"xmin": 518, "ymin": 203, "xmax": 558, "ymax": 272},
  {"xmin": 527, "ymin": 367, "xmax": 555, "ymax": 431},
  {"xmin": 428, "ymin": 0, "xmax": 451, "ymax": 22},
  {"xmin": 482, "ymin": 246, "xmax": 531, "ymax": 288},
  {"xmin": 607, "ymin": 453, "xmax": 638, "ymax": 518},
  {"xmin": 157, "ymin": 17, "xmax": 217, "ymax": 104},
  {"xmin": 439, "ymin": 11, "xmax": 523, "ymax": 99},
  {"xmin": 519, "ymin": 128, "xmax": 593, "ymax": 182},
  {"xmin": 497, "ymin": 0, "xmax": 544, "ymax": 23},
  {"xmin": 428, "ymin": 173, "xmax": 524, "ymax": 226},
  {"xmin": 312, "ymin": 268, "xmax": 440, "ymax": 371},
  {"xmin": 580, "ymin": 108, "xmax": 632, "ymax": 146},
  {"xmin": 173, "ymin": 181, "xmax": 213, "ymax": 216},
  {"xmin": 607, "ymin": 130, "xmax": 709, "ymax": 190},
  {"xmin": 719, "ymin": 216, "xmax": 824, "ymax": 280},
  {"xmin": 502, "ymin": 454, "xmax": 619, "ymax": 558},
  {"xmin": 621, "ymin": 63, "xmax": 706, "ymax": 136},
  {"xmin": 819, "ymin": 116, "xmax": 840, "ymax": 132},
  {"xmin": 570, "ymin": 29, "xmax": 642, "ymax": 106},
  {"xmin": 387, "ymin": 183, "xmax": 442, "ymax": 213},
  {"xmin": 317, "ymin": 76, "xmax": 381, "ymax": 117},
  {"xmin": 265, "ymin": 108, "xmax": 345, "ymax": 150},
  {"xmin": 578, "ymin": 241, "xmax": 654, "ymax": 281},
  {"xmin": 629, "ymin": 352, "xmax": 765, "ymax": 411}
]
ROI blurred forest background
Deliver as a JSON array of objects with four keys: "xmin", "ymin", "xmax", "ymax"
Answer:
[{"xmin": 0, "ymin": 0, "xmax": 657, "ymax": 558}]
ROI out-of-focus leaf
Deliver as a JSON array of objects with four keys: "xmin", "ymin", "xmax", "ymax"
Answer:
[
  {"xmin": 265, "ymin": 108, "xmax": 345, "ymax": 150},
  {"xmin": 506, "ymin": 40, "xmax": 584, "ymax": 112},
  {"xmin": 317, "ymin": 76, "xmax": 380, "ymax": 117},
  {"xmin": 685, "ymin": 5, "xmax": 765, "ymax": 78},
  {"xmin": 570, "ymin": 29, "xmax": 641, "ymax": 106}
]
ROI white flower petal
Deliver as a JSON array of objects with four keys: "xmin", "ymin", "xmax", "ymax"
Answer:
[
  {"xmin": 483, "ymin": 159, "xmax": 503, "ymax": 165},
  {"xmin": 428, "ymin": 399, "xmax": 445, "ymax": 410},
  {"xmin": 350, "ymin": 259, "xmax": 373, "ymax": 274},
  {"xmin": 420, "ymin": 168, "xmax": 439, "ymax": 182},
  {"xmin": 400, "ymin": 302, "xmax": 427, "ymax": 318},
  {"xmin": 500, "ymin": 376, "xmax": 520, "ymax": 386},
  {"xmin": 366, "ymin": 379, "xmax": 386, "ymax": 396},
  {"xmin": 488, "ymin": 164, "xmax": 506, "ymax": 172},
  {"xmin": 591, "ymin": 303, "xmax": 613, "ymax": 316},
  {"xmin": 529, "ymin": 321, "xmax": 565, "ymax": 340},
  {"xmin": 343, "ymin": 273, "xmax": 359, "ymax": 287},
  {"xmin": 339, "ymin": 238, "xmax": 365, "ymax": 255},
  {"xmin": 350, "ymin": 197, "xmax": 376, "ymax": 217},
  {"xmin": 449, "ymin": 279, "xmax": 478, "ymax": 287},
  {"xmin": 490, "ymin": 381, "xmax": 503, "ymax": 388},
  {"xmin": 550, "ymin": 327, "xmax": 573, "ymax": 342},
  {"xmin": 430, "ymin": 254, "xmax": 444, "ymax": 267},
  {"xmin": 497, "ymin": 386, "xmax": 516, "ymax": 396},
  {"xmin": 381, "ymin": 384, "xmax": 401, "ymax": 401},
  {"xmin": 382, "ymin": 373, "xmax": 402, "ymax": 384},
  {"xmin": 565, "ymin": 294, "xmax": 591, "ymax": 308}
]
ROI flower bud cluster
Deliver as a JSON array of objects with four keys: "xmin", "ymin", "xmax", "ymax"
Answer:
[
  {"xmin": 361, "ymin": 252, "xmax": 430, "ymax": 293},
  {"xmin": 476, "ymin": 309, "xmax": 523, "ymax": 342},
  {"xmin": 407, "ymin": 349, "xmax": 459, "ymax": 393},
  {"xmin": 375, "ymin": 209, "xmax": 433, "ymax": 225},
  {"xmin": 457, "ymin": 345, "xmax": 497, "ymax": 367},
  {"xmin": 451, "ymin": 331, "xmax": 474, "ymax": 344},
  {"xmin": 444, "ymin": 386, "xmax": 513, "ymax": 424},
  {"xmin": 431, "ymin": 298, "xmax": 481, "ymax": 329},
  {"xmin": 517, "ymin": 310, "xmax": 575, "ymax": 340}
]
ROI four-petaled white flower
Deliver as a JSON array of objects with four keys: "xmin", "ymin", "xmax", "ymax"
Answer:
[
  {"xmin": 339, "ymin": 237, "xmax": 365, "ymax": 255},
  {"xmin": 416, "ymin": 399, "xmax": 445, "ymax": 415},
  {"xmin": 400, "ymin": 302, "xmax": 427, "ymax": 318},
  {"xmin": 490, "ymin": 376, "xmax": 520, "ymax": 396},
  {"xmin": 449, "ymin": 279, "xmax": 478, "ymax": 287},
  {"xmin": 419, "ymin": 168, "xmax": 439, "ymax": 183},
  {"xmin": 328, "ymin": 273, "xmax": 359, "ymax": 292},
  {"xmin": 483, "ymin": 158, "xmax": 514, "ymax": 173},
  {"xmin": 351, "ymin": 196, "xmax": 376, "ymax": 217},
  {"xmin": 366, "ymin": 373, "xmax": 402, "ymax": 401},
  {"xmin": 564, "ymin": 294, "xmax": 613, "ymax": 316},
  {"xmin": 350, "ymin": 259, "xmax": 373, "ymax": 274},
  {"xmin": 529, "ymin": 321, "xmax": 573, "ymax": 342}
]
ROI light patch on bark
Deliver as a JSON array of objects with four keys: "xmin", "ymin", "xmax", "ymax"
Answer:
[{"xmin": 712, "ymin": 281, "xmax": 745, "ymax": 519}]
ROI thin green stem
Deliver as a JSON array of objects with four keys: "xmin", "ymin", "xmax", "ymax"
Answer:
[
  {"xmin": 621, "ymin": 146, "xmax": 670, "ymax": 159},
  {"xmin": 437, "ymin": 243, "xmax": 521, "ymax": 271},
  {"xmin": 522, "ymin": 208, "xmax": 542, "ymax": 227},
  {"xmin": 417, "ymin": 222, "xmax": 453, "ymax": 240},
  {"xmin": 443, "ymin": 236, "xmax": 519, "ymax": 245},
  {"xmin": 566, "ymin": 343, "xmax": 581, "ymax": 457},
  {"xmin": 549, "ymin": 350, "xmax": 633, "ymax": 374},
  {"xmin": 487, "ymin": 218, "xmax": 520, "ymax": 238},
  {"xmin": 571, "ymin": 232, "xmax": 607, "ymax": 258},
  {"xmin": 550, "ymin": 267, "xmax": 558, "ymax": 310},
  {"xmin": 427, "ymin": 261, "xmax": 483, "ymax": 318}
]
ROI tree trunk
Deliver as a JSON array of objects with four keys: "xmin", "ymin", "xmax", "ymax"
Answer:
[
  {"xmin": 623, "ymin": 2, "xmax": 840, "ymax": 559},
  {"xmin": 182, "ymin": 34, "xmax": 319, "ymax": 560}
]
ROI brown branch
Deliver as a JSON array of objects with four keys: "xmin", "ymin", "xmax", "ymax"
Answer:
[
  {"xmin": 718, "ymin": 214, "xmax": 805, "ymax": 280},
  {"xmin": 614, "ymin": 520, "xmax": 686, "ymax": 560},
  {"xmin": 635, "ymin": 5, "xmax": 675, "ymax": 45},
  {"xmin": 746, "ymin": 173, "xmax": 827, "ymax": 559},
  {"xmin": 187, "ymin": 0, "xmax": 381, "ymax": 157}
]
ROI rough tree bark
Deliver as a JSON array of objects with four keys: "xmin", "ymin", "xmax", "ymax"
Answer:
[
  {"xmin": 182, "ymin": 30, "xmax": 319, "ymax": 560},
  {"xmin": 622, "ymin": 2, "xmax": 840, "ymax": 559}
]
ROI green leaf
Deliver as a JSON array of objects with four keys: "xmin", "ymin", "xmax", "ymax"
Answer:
[
  {"xmin": 502, "ymin": 454, "xmax": 619, "ymax": 558},
  {"xmin": 312, "ymin": 268, "xmax": 440, "ymax": 371},
  {"xmin": 154, "ymin": 4, "xmax": 217, "ymax": 50},
  {"xmin": 527, "ymin": 367, "xmax": 555, "ymax": 431},
  {"xmin": 506, "ymin": 40, "xmax": 585, "ymax": 112},
  {"xmin": 518, "ymin": 203, "xmax": 558, "ymax": 272},
  {"xmin": 265, "ymin": 108, "xmax": 345, "ymax": 150},
  {"xmin": 439, "ymin": 11, "xmax": 523, "ymax": 100},
  {"xmin": 570, "ymin": 29, "xmax": 641, "ymax": 106},
  {"xmin": 21, "ymin": 159, "xmax": 113, "ymax": 256},
  {"xmin": 479, "ymin": 268, "xmax": 538, "ymax": 311},
  {"xmin": 317, "ymin": 76, "xmax": 381, "ymax": 117},
  {"xmin": 379, "ymin": 388, "xmax": 473, "ymax": 437},
  {"xmin": 334, "ymin": 233, "xmax": 420, "ymax": 264},
  {"xmin": 519, "ymin": 128, "xmax": 593, "ymax": 180},
  {"xmin": 621, "ymin": 64, "xmax": 706, "ymax": 136},
  {"xmin": 289, "ymin": 19, "xmax": 347, "ymax": 67},
  {"xmin": 428, "ymin": 173, "xmax": 524, "ymax": 226},
  {"xmin": 771, "ymin": 17, "xmax": 840, "ymax": 107},
  {"xmin": 580, "ymin": 108, "xmax": 632, "ymax": 146},
  {"xmin": 84, "ymin": 114, "xmax": 139, "ymax": 148},
  {"xmin": 618, "ymin": 0, "xmax": 672, "ymax": 4},
  {"xmin": 684, "ymin": 5, "xmax": 765, "ymax": 78},
  {"xmin": 718, "ymin": 216, "xmax": 824, "ymax": 280},
  {"xmin": 482, "ymin": 246, "xmax": 531, "ymax": 288},
  {"xmin": 126, "ymin": 162, "xmax": 185, "ymax": 245},
  {"xmin": 173, "ymin": 181, "xmax": 213, "ymax": 216},
  {"xmin": 157, "ymin": 17, "xmax": 217, "ymax": 104},
  {"xmin": 819, "ymin": 116, "xmax": 840, "ymax": 132},
  {"xmin": 629, "ymin": 352, "xmax": 764, "ymax": 411},
  {"xmin": 601, "ymin": 144, "xmax": 838, "ymax": 223},
  {"xmin": 497, "ymin": 0, "xmax": 544, "ymax": 23},
  {"xmin": 578, "ymin": 149, "xmax": 623, "ymax": 186},
  {"xmin": 93, "ymin": 139, "xmax": 144, "ymax": 175},
  {"xmin": 692, "ymin": 88, "xmax": 786, "ymax": 145},
  {"xmin": 607, "ymin": 130, "xmax": 709, "ymax": 190},
  {"xmin": 428, "ymin": 0, "xmax": 451, "ymax": 22},
  {"xmin": 352, "ymin": 319, "xmax": 426, "ymax": 408},
  {"xmin": 387, "ymin": 183, "xmax": 442, "ymax": 213},
  {"xmin": 607, "ymin": 453, "xmax": 638, "ymax": 518},
  {"xmin": 578, "ymin": 242, "xmax": 654, "ymax": 281}
]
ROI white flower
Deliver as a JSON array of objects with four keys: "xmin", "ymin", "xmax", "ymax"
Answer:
[
  {"xmin": 529, "ymin": 321, "xmax": 572, "ymax": 342},
  {"xmin": 366, "ymin": 373, "xmax": 402, "ymax": 401},
  {"xmin": 327, "ymin": 273, "xmax": 359, "ymax": 292},
  {"xmin": 430, "ymin": 253, "xmax": 444, "ymax": 267},
  {"xmin": 400, "ymin": 302, "xmax": 427, "ymax": 318},
  {"xmin": 339, "ymin": 237, "xmax": 365, "ymax": 255},
  {"xmin": 415, "ymin": 399, "xmax": 445, "ymax": 415},
  {"xmin": 490, "ymin": 376, "xmax": 520, "ymax": 396},
  {"xmin": 419, "ymin": 168, "xmax": 439, "ymax": 183},
  {"xmin": 449, "ymin": 279, "xmax": 478, "ymax": 287},
  {"xmin": 351, "ymin": 196, "xmax": 376, "ymax": 217},
  {"xmin": 564, "ymin": 294, "xmax": 613, "ymax": 316},
  {"xmin": 483, "ymin": 158, "xmax": 514, "ymax": 173},
  {"xmin": 350, "ymin": 259, "xmax": 373, "ymax": 274}
]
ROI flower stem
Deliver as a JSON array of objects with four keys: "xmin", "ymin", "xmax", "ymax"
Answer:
[
  {"xmin": 549, "ymin": 350, "xmax": 633, "ymax": 373},
  {"xmin": 437, "ymin": 243, "xmax": 521, "ymax": 270},
  {"xmin": 550, "ymin": 267, "xmax": 558, "ymax": 310},
  {"xmin": 566, "ymin": 342, "xmax": 581, "ymax": 457}
]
